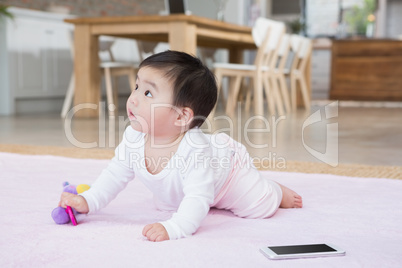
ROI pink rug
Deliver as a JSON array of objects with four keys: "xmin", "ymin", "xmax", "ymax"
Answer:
[{"xmin": 1, "ymin": 152, "xmax": 401, "ymax": 267}]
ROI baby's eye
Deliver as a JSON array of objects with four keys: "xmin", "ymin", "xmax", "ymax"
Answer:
[
  {"xmin": 145, "ymin": 90, "xmax": 153, "ymax": 97},
  {"xmin": 135, "ymin": 84, "xmax": 138, "ymax": 91}
]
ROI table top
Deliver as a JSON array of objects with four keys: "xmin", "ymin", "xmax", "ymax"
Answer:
[
  {"xmin": 65, "ymin": 14, "xmax": 251, "ymax": 33},
  {"xmin": 65, "ymin": 14, "xmax": 256, "ymax": 50}
]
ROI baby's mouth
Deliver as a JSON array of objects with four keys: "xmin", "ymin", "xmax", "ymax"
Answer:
[{"xmin": 128, "ymin": 109, "xmax": 136, "ymax": 120}]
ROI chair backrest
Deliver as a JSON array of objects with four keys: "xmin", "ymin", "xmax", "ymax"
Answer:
[
  {"xmin": 252, "ymin": 18, "xmax": 285, "ymax": 49},
  {"xmin": 290, "ymin": 34, "xmax": 312, "ymax": 71},
  {"xmin": 275, "ymin": 33, "xmax": 291, "ymax": 70},
  {"xmin": 98, "ymin": 36, "xmax": 119, "ymax": 62},
  {"xmin": 290, "ymin": 35, "xmax": 311, "ymax": 58},
  {"xmin": 136, "ymin": 41, "xmax": 158, "ymax": 61},
  {"xmin": 198, "ymin": 47, "xmax": 217, "ymax": 69},
  {"xmin": 278, "ymin": 34, "xmax": 290, "ymax": 57},
  {"xmin": 251, "ymin": 17, "xmax": 285, "ymax": 67}
]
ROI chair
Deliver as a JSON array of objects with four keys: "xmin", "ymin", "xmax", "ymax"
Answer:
[
  {"xmin": 61, "ymin": 35, "xmax": 142, "ymax": 118},
  {"xmin": 136, "ymin": 41, "xmax": 159, "ymax": 61},
  {"xmin": 269, "ymin": 33, "xmax": 292, "ymax": 113},
  {"xmin": 198, "ymin": 47, "xmax": 217, "ymax": 69},
  {"xmin": 243, "ymin": 33, "xmax": 292, "ymax": 115},
  {"xmin": 287, "ymin": 34, "xmax": 312, "ymax": 111},
  {"xmin": 212, "ymin": 17, "xmax": 286, "ymax": 117}
]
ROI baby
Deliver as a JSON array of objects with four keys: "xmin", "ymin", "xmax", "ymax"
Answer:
[{"xmin": 59, "ymin": 50, "xmax": 302, "ymax": 242}]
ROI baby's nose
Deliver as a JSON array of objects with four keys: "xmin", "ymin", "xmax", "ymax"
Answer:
[{"xmin": 129, "ymin": 93, "xmax": 138, "ymax": 106}]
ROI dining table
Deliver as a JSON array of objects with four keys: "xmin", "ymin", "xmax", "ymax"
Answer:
[{"xmin": 65, "ymin": 14, "xmax": 257, "ymax": 118}]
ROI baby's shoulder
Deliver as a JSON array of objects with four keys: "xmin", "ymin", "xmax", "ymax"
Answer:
[
  {"xmin": 179, "ymin": 129, "xmax": 244, "ymax": 179},
  {"xmin": 182, "ymin": 128, "xmax": 244, "ymax": 156}
]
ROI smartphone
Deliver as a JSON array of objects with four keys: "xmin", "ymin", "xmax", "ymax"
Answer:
[{"xmin": 260, "ymin": 243, "xmax": 345, "ymax": 260}]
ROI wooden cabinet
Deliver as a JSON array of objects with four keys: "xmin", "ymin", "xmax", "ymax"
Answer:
[{"xmin": 330, "ymin": 39, "xmax": 402, "ymax": 101}]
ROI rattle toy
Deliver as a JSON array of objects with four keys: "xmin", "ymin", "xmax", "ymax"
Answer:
[
  {"xmin": 51, "ymin": 182, "xmax": 90, "ymax": 226},
  {"xmin": 66, "ymin": 206, "xmax": 77, "ymax": 226}
]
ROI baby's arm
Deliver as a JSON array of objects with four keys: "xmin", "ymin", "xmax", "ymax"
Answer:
[
  {"xmin": 80, "ymin": 153, "xmax": 135, "ymax": 213},
  {"xmin": 158, "ymin": 167, "xmax": 215, "ymax": 240},
  {"xmin": 59, "ymin": 128, "xmax": 137, "ymax": 214},
  {"xmin": 56, "ymin": 157, "xmax": 133, "ymax": 215}
]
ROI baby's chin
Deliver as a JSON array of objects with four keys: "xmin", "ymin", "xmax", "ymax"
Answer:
[{"xmin": 129, "ymin": 121, "xmax": 148, "ymax": 134}]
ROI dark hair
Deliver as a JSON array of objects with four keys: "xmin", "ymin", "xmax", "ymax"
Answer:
[{"xmin": 139, "ymin": 50, "xmax": 217, "ymax": 129}]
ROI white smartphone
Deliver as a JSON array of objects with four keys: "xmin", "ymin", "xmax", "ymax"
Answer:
[{"xmin": 260, "ymin": 243, "xmax": 346, "ymax": 260}]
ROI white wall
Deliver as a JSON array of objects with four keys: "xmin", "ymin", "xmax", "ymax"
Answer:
[
  {"xmin": 0, "ymin": 16, "xmax": 13, "ymax": 115},
  {"xmin": 187, "ymin": 0, "xmax": 246, "ymax": 25},
  {"xmin": 187, "ymin": 0, "xmax": 216, "ymax": 20},
  {"xmin": 306, "ymin": 0, "xmax": 402, "ymax": 38},
  {"xmin": 306, "ymin": 0, "xmax": 364, "ymax": 37},
  {"xmin": 386, "ymin": 0, "xmax": 402, "ymax": 38}
]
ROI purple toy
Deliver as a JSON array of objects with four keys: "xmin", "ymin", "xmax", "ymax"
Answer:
[
  {"xmin": 51, "ymin": 206, "xmax": 70, "ymax": 224},
  {"xmin": 51, "ymin": 182, "xmax": 89, "ymax": 225}
]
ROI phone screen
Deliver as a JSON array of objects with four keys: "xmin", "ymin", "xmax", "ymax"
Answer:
[{"xmin": 268, "ymin": 244, "xmax": 337, "ymax": 255}]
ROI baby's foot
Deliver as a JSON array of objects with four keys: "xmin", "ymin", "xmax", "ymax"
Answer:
[{"xmin": 278, "ymin": 183, "xmax": 303, "ymax": 208}]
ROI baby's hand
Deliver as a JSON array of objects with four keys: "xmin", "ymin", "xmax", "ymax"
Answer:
[
  {"xmin": 58, "ymin": 192, "xmax": 89, "ymax": 214},
  {"xmin": 142, "ymin": 223, "xmax": 169, "ymax": 242}
]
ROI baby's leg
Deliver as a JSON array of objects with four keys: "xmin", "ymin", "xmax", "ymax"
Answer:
[{"xmin": 278, "ymin": 183, "xmax": 303, "ymax": 208}]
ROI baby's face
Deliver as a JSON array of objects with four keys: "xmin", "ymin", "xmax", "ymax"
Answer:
[{"xmin": 126, "ymin": 67, "xmax": 180, "ymax": 138}]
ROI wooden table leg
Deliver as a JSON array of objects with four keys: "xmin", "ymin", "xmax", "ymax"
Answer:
[
  {"xmin": 228, "ymin": 47, "xmax": 243, "ymax": 64},
  {"xmin": 73, "ymin": 25, "xmax": 100, "ymax": 118},
  {"xmin": 168, "ymin": 22, "xmax": 197, "ymax": 55}
]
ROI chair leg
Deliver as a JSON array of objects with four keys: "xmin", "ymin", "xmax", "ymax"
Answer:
[
  {"xmin": 271, "ymin": 75, "xmax": 286, "ymax": 116},
  {"xmin": 279, "ymin": 74, "xmax": 291, "ymax": 112},
  {"xmin": 218, "ymin": 76, "xmax": 227, "ymax": 109},
  {"xmin": 273, "ymin": 77, "xmax": 286, "ymax": 115},
  {"xmin": 215, "ymin": 70, "xmax": 222, "ymax": 108},
  {"xmin": 112, "ymin": 77, "xmax": 119, "ymax": 115},
  {"xmin": 61, "ymin": 74, "xmax": 75, "ymax": 118},
  {"xmin": 225, "ymin": 75, "xmax": 242, "ymax": 117},
  {"xmin": 209, "ymin": 69, "xmax": 222, "ymax": 120},
  {"xmin": 253, "ymin": 72, "xmax": 264, "ymax": 117},
  {"xmin": 273, "ymin": 76, "xmax": 285, "ymax": 116},
  {"xmin": 291, "ymin": 75, "xmax": 297, "ymax": 112},
  {"xmin": 104, "ymin": 68, "xmax": 115, "ymax": 117},
  {"xmin": 245, "ymin": 79, "xmax": 252, "ymax": 114},
  {"xmin": 299, "ymin": 76, "xmax": 311, "ymax": 111},
  {"xmin": 263, "ymin": 75, "xmax": 276, "ymax": 115}
]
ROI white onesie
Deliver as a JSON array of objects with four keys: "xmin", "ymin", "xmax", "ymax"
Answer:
[{"xmin": 80, "ymin": 126, "xmax": 282, "ymax": 240}]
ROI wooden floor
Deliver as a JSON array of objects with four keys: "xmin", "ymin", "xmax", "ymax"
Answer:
[{"xmin": 1, "ymin": 101, "xmax": 401, "ymax": 166}]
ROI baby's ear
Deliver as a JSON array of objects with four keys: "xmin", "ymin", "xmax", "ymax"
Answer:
[{"xmin": 174, "ymin": 107, "xmax": 194, "ymax": 128}]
